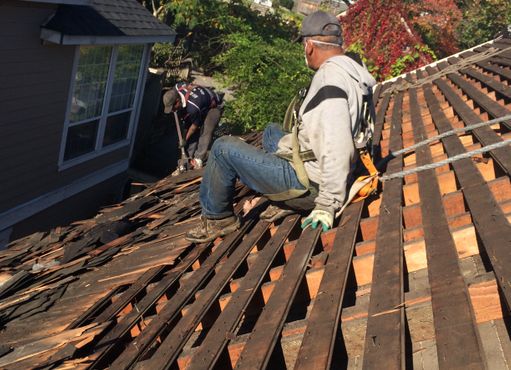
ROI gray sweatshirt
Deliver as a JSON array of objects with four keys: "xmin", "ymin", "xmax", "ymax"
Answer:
[{"xmin": 276, "ymin": 55, "xmax": 377, "ymax": 215}]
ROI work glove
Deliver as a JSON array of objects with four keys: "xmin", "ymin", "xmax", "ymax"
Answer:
[
  {"xmin": 301, "ymin": 208, "xmax": 334, "ymax": 232},
  {"xmin": 179, "ymin": 139, "xmax": 187, "ymax": 148}
]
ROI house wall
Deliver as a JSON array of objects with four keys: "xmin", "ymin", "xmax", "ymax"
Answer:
[{"xmin": 0, "ymin": 1, "xmax": 131, "ymax": 222}]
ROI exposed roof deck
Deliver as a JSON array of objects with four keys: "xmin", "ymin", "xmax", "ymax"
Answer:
[{"xmin": 0, "ymin": 37, "xmax": 510, "ymax": 369}]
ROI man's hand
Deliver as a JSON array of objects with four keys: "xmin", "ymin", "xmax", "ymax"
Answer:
[
  {"xmin": 179, "ymin": 139, "xmax": 187, "ymax": 148},
  {"xmin": 301, "ymin": 208, "xmax": 334, "ymax": 232}
]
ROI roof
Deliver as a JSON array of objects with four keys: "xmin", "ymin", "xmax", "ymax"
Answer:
[
  {"xmin": 40, "ymin": 0, "xmax": 175, "ymax": 45},
  {"xmin": 0, "ymin": 38, "xmax": 511, "ymax": 369}
]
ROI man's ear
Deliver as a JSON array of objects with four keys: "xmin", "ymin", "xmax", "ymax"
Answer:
[{"xmin": 305, "ymin": 40, "xmax": 314, "ymax": 56}]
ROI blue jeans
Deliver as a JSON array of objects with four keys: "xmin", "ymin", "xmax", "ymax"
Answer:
[{"xmin": 199, "ymin": 124, "xmax": 305, "ymax": 219}]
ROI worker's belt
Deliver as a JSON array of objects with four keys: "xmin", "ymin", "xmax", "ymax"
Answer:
[{"xmin": 276, "ymin": 149, "xmax": 315, "ymax": 162}]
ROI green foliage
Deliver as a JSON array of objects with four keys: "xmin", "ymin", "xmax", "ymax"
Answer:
[
  {"xmin": 345, "ymin": 41, "xmax": 378, "ymax": 75},
  {"xmin": 458, "ymin": 0, "xmax": 511, "ymax": 48},
  {"xmin": 390, "ymin": 44, "xmax": 436, "ymax": 77},
  {"xmin": 214, "ymin": 32, "xmax": 312, "ymax": 132},
  {"xmin": 155, "ymin": 0, "xmax": 307, "ymax": 133},
  {"xmin": 150, "ymin": 42, "xmax": 174, "ymax": 68},
  {"xmin": 277, "ymin": 0, "xmax": 295, "ymax": 10},
  {"xmin": 164, "ymin": 0, "xmax": 299, "ymax": 72}
]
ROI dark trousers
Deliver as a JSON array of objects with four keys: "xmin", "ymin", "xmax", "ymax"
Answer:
[{"xmin": 187, "ymin": 107, "xmax": 222, "ymax": 161}]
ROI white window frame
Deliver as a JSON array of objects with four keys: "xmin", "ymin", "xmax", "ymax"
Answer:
[{"xmin": 58, "ymin": 44, "xmax": 149, "ymax": 171}]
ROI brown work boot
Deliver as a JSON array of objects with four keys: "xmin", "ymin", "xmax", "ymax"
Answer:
[
  {"xmin": 260, "ymin": 204, "xmax": 295, "ymax": 223},
  {"xmin": 185, "ymin": 215, "xmax": 241, "ymax": 243}
]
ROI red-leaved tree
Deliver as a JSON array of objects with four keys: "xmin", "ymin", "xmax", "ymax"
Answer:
[
  {"xmin": 341, "ymin": 0, "xmax": 436, "ymax": 81},
  {"xmin": 409, "ymin": 0, "xmax": 462, "ymax": 57}
]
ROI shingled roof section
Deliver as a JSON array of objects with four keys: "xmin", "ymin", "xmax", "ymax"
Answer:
[
  {"xmin": 0, "ymin": 38, "xmax": 511, "ymax": 369},
  {"xmin": 41, "ymin": 0, "xmax": 175, "ymax": 45}
]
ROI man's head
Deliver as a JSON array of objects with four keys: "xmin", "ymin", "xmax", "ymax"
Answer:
[
  {"xmin": 300, "ymin": 11, "xmax": 343, "ymax": 70},
  {"xmin": 163, "ymin": 88, "xmax": 182, "ymax": 114}
]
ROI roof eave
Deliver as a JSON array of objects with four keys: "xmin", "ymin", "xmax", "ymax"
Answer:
[{"xmin": 41, "ymin": 27, "xmax": 176, "ymax": 45}]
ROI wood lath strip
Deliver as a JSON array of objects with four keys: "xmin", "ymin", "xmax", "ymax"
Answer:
[
  {"xmin": 183, "ymin": 215, "xmax": 301, "ymax": 370},
  {"xmin": 409, "ymin": 85, "xmax": 485, "ymax": 369},
  {"xmin": 439, "ymin": 60, "xmax": 511, "ymax": 129},
  {"xmin": 231, "ymin": 227, "xmax": 322, "ymax": 370},
  {"xmin": 362, "ymin": 91, "xmax": 405, "ymax": 369},
  {"xmin": 293, "ymin": 201, "xmax": 364, "ymax": 369},
  {"xmin": 131, "ymin": 217, "xmax": 273, "ymax": 369},
  {"xmin": 148, "ymin": 215, "xmax": 299, "ymax": 369},
  {"xmin": 422, "ymin": 71, "xmax": 511, "ymax": 315},
  {"xmin": 429, "ymin": 66, "xmax": 511, "ymax": 175},
  {"xmin": 104, "ymin": 203, "xmax": 260, "ymax": 369}
]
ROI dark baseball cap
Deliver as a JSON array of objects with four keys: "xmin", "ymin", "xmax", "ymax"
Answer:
[
  {"xmin": 298, "ymin": 11, "xmax": 342, "ymax": 42},
  {"xmin": 163, "ymin": 89, "xmax": 178, "ymax": 114}
]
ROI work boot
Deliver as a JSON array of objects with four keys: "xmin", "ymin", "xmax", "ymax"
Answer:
[
  {"xmin": 171, "ymin": 162, "xmax": 188, "ymax": 177},
  {"xmin": 185, "ymin": 215, "xmax": 241, "ymax": 243},
  {"xmin": 171, "ymin": 168, "xmax": 182, "ymax": 177},
  {"xmin": 260, "ymin": 204, "xmax": 295, "ymax": 223}
]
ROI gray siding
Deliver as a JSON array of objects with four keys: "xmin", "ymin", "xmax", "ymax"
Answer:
[{"xmin": 0, "ymin": 0, "xmax": 131, "ymax": 214}]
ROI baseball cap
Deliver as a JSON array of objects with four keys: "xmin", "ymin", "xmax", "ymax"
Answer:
[
  {"xmin": 163, "ymin": 89, "xmax": 178, "ymax": 114},
  {"xmin": 298, "ymin": 11, "xmax": 342, "ymax": 43}
]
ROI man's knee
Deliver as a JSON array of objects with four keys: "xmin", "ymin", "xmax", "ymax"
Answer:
[
  {"xmin": 264, "ymin": 123, "xmax": 280, "ymax": 136},
  {"xmin": 211, "ymin": 136, "xmax": 239, "ymax": 157}
]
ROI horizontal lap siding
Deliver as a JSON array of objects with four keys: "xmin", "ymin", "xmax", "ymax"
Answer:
[{"xmin": 0, "ymin": 1, "xmax": 129, "ymax": 215}]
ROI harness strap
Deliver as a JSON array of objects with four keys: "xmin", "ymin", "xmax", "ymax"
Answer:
[{"xmin": 265, "ymin": 114, "xmax": 311, "ymax": 202}]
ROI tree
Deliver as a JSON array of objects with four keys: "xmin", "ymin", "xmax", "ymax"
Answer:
[
  {"xmin": 279, "ymin": 0, "xmax": 295, "ymax": 10},
  {"xmin": 341, "ymin": 0, "xmax": 436, "ymax": 81},
  {"xmin": 214, "ymin": 33, "xmax": 312, "ymax": 132},
  {"xmin": 162, "ymin": 0, "xmax": 299, "ymax": 72},
  {"xmin": 458, "ymin": 0, "xmax": 511, "ymax": 48},
  {"xmin": 149, "ymin": 0, "xmax": 309, "ymax": 133},
  {"xmin": 409, "ymin": 0, "xmax": 462, "ymax": 58}
]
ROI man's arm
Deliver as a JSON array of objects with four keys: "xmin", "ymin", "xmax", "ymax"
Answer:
[
  {"xmin": 185, "ymin": 123, "xmax": 199, "ymax": 141},
  {"xmin": 305, "ymin": 86, "xmax": 355, "ymax": 216},
  {"xmin": 184, "ymin": 106, "xmax": 202, "ymax": 142}
]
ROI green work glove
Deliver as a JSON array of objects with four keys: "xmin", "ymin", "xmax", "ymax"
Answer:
[
  {"xmin": 179, "ymin": 139, "xmax": 187, "ymax": 148},
  {"xmin": 301, "ymin": 208, "xmax": 334, "ymax": 232}
]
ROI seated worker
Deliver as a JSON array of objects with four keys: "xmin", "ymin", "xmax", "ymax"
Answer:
[
  {"xmin": 185, "ymin": 11, "xmax": 376, "ymax": 243},
  {"xmin": 163, "ymin": 82, "xmax": 224, "ymax": 172}
]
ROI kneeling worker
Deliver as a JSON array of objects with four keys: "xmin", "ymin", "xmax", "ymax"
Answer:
[
  {"xmin": 186, "ymin": 11, "xmax": 376, "ymax": 243},
  {"xmin": 163, "ymin": 82, "xmax": 224, "ymax": 172}
]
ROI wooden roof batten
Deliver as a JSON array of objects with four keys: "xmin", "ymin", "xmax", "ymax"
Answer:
[{"xmin": 0, "ymin": 37, "xmax": 511, "ymax": 369}]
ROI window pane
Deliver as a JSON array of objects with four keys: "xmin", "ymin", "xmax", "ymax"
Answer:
[
  {"xmin": 64, "ymin": 120, "xmax": 99, "ymax": 160},
  {"xmin": 70, "ymin": 46, "xmax": 112, "ymax": 123},
  {"xmin": 109, "ymin": 45, "xmax": 144, "ymax": 113},
  {"xmin": 103, "ymin": 111, "xmax": 131, "ymax": 146}
]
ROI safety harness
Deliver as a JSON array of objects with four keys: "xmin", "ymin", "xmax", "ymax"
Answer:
[
  {"xmin": 175, "ymin": 83, "xmax": 221, "ymax": 110},
  {"xmin": 266, "ymin": 85, "xmax": 379, "ymax": 208}
]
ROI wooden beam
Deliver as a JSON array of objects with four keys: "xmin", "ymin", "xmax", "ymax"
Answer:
[
  {"xmin": 100, "ymin": 213, "xmax": 258, "ymax": 369},
  {"xmin": 231, "ymin": 228, "xmax": 322, "ymax": 369},
  {"xmin": 162, "ymin": 215, "xmax": 301, "ymax": 370},
  {"xmin": 294, "ymin": 201, "xmax": 364, "ymax": 369},
  {"xmin": 423, "ymin": 71, "xmax": 511, "ymax": 316},
  {"xmin": 362, "ymin": 92, "xmax": 405, "ymax": 369},
  {"xmin": 409, "ymin": 84, "xmax": 485, "ymax": 369},
  {"xmin": 428, "ymin": 66, "xmax": 511, "ymax": 175}
]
